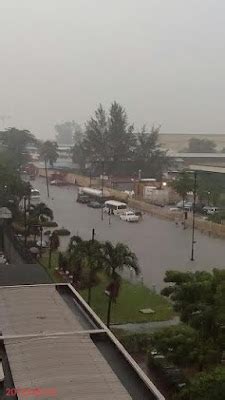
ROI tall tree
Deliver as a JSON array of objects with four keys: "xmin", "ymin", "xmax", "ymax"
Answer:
[
  {"xmin": 134, "ymin": 126, "xmax": 170, "ymax": 179},
  {"xmin": 107, "ymin": 101, "xmax": 136, "ymax": 164},
  {"xmin": 83, "ymin": 104, "xmax": 109, "ymax": 163},
  {"xmin": 29, "ymin": 202, "xmax": 53, "ymax": 222},
  {"xmin": 55, "ymin": 121, "xmax": 82, "ymax": 145},
  {"xmin": 68, "ymin": 236, "xmax": 104, "ymax": 305},
  {"xmin": 102, "ymin": 241, "xmax": 139, "ymax": 327},
  {"xmin": 48, "ymin": 231, "xmax": 60, "ymax": 269},
  {"xmin": 40, "ymin": 141, "xmax": 58, "ymax": 167},
  {"xmin": 169, "ymin": 171, "xmax": 194, "ymax": 207},
  {"xmin": 161, "ymin": 269, "xmax": 225, "ymax": 343},
  {"xmin": 0, "ymin": 127, "xmax": 37, "ymax": 167},
  {"xmin": 40, "ymin": 141, "xmax": 58, "ymax": 197}
]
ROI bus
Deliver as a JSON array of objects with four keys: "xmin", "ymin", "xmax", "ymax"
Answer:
[{"xmin": 103, "ymin": 200, "xmax": 127, "ymax": 216}]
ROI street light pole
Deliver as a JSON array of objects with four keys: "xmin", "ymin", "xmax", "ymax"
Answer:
[
  {"xmin": 101, "ymin": 161, "xmax": 104, "ymax": 221},
  {"xmin": 191, "ymin": 171, "xmax": 197, "ymax": 261},
  {"xmin": 44, "ymin": 158, "xmax": 50, "ymax": 198},
  {"xmin": 24, "ymin": 196, "xmax": 27, "ymax": 247}
]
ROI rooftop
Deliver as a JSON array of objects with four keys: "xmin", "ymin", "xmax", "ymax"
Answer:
[{"xmin": 0, "ymin": 284, "xmax": 164, "ymax": 400}]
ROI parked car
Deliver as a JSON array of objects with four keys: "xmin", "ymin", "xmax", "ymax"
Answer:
[
  {"xmin": 77, "ymin": 195, "xmax": 90, "ymax": 204},
  {"xmin": 36, "ymin": 240, "xmax": 48, "ymax": 248},
  {"xmin": 203, "ymin": 206, "xmax": 220, "ymax": 215},
  {"xmin": 176, "ymin": 201, "xmax": 193, "ymax": 211},
  {"xmin": 87, "ymin": 201, "xmax": 102, "ymax": 209},
  {"xmin": 120, "ymin": 211, "xmax": 139, "ymax": 222},
  {"xmin": 50, "ymin": 180, "xmax": 66, "ymax": 186}
]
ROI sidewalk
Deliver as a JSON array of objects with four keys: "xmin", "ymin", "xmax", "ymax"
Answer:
[{"xmin": 113, "ymin": 316, "xmax": 180, "ymax": 333}]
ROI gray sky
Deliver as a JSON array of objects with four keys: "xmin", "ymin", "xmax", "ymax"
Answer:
[{"xmin": 1, "ymin": 0, "xmax": 225, "ymax": 138}]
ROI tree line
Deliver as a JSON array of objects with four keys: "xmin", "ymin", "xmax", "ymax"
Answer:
[{"xmin": 55, "ymin": 102, "xmax": 170, "ymax": 179}]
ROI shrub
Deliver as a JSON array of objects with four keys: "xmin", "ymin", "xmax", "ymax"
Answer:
[
  {"xmin": 11, "ymin": 222, "xmax": 25, "ymax": 233},
  {"xmin": 208, "ymin": 212, "xmax": 225, "ymax": 224},
  {"xmin": 41, "ymin": 221, "xmax": 58, "ymax": 227},
  {"xmin": 44, "ymin": 230, "xmax": 51, "ymax": 236},
  {"xmin": 115, "ymin": 332, "xmax": 152, "ymax": 353},
  {"xmin": 53, "ymin": 228, "xmax": 71, "ymax": 236}
]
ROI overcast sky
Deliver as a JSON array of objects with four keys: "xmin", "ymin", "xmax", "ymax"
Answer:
[{"xmin": 1, "ymin": 0, "xmax": 225, "ymax": 138}]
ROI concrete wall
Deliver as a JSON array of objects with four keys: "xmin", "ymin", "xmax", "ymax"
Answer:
[{"xmin": 38, "ymin": 168, "xmax": 129, "ymax": 202}]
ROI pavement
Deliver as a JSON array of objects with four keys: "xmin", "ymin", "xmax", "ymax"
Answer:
[{"xmin": 113, "ymin": 316, "xmax": 180, "ymax": 333}]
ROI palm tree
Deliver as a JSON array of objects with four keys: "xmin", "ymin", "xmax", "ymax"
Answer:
[
  {"xmin": 30, "ymin": 202, "xmax": 53, "ymax": 222},
  {"xmin": 40, "ymin": 141, "xmax": 58, "ymax": 197},
  {"xmin": 102, "ymin": 241, "xmax": 140, "ymax": 327},
  {"xmin": 68, "ymin": 236, "xmax": 84, "ymax": 286},
  {"xmin": 48, "ymin": 231, "xmax": 60, "ymax": 269},
  {"xmin": 68, "ymin": 236, "xmax": 104, "ymax": 305}
]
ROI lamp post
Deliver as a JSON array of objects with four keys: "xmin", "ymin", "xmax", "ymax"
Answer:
[
  {"xmin": 191, "ymin": 171, "xmax": 197, "ymax": 261},
  {"xmin": 44, "ymin": 158, "xmax": 50, "ymax": 198},
  {"xmin": 23, "ymin": 196, "xmax": 28, "ymax": 247},
  {"xmin": 101, "ymin": 161, "xmax": 104, "ymax": 221}
]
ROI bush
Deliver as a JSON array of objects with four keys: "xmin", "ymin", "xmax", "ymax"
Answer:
[
  {"xmin": 11, "ymin": 222, "xmax": 25, "ymax": 233},
  {"xmin": 208, "ymin": 212, "xmax": 225, "ymax": 224},
  {"xmin": 115, "ymin": 332, "xmax": 152, "ymax": 353},
  {"xmin": 53, "ymin": 228, "xmax": 71, "ymax": 236},
  {"xmin": 44, "ymin": 230, "xmax": 51, "ymax": 236},
  {"xmin": 41, "ymin": 221, "xmax": 58, "ymax": 227}
]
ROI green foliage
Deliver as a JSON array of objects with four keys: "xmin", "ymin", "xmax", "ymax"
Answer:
[
  {"xmin": 0, "ymin": 127, "xmax": 37, "ymax": 167},
  {"xmin": 169, "ymin": 171, "xmax": 194, "ymax": 202},
  {"xmin": 55, "ymin": 121, "xmax": 82, "ymax": 145},
  {"xmin": 116, "ymin": 332, "xmax": 152, "ymax": 353},
  {"xmin": 41, "ymin": 220, "xmax": 58, "ymax": 227},
  {"xmin": 162, "ymin": 269, "xmax": 225, "ymax": 347},
  {"xmin": 50, "ymin": 231, "xmax": 60, "ymax": 251},
  {"xmin": 81, "ymin": 277, "xmax": 173, "ymax": 324},
  {"xmin": 208, "ymin": 211, "xmax": 225, "ymax": 224},
  {"xmin": 29, "ymin": 203, "xmax": 54, "ymax": 221},
  {"xmin": 68, "ymin": 236, "xmax": 104, "ymax": 301},
  {"xmin": 197, "ymin": 172, "xmax": 225, "ymax": 206},
  {"xmin": 72, "ymin": 103, "xmax": 168, "ymax": 178},
  {"xmin": 102, "ymin": 241, "xmax": 140, "ymax": 279},
  {"xmin": 53, "ymin": 228, "xmax": 71, "ymax": 236},
  {"xmin": 176, "ymin": 367, "xmax": 225, "ymax": 400},
  {"xmin": 40, "ymin": 140, "xmax": 58, "ymax": 167},
  {"xmin": 134, "ymin": 126, "xmax": 170, "ymax": 179},
  {"xmin": 151, "ymin": 325, "xmax": 219, "ymax": 369}
]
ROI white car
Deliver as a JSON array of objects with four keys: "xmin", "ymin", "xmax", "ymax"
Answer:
[{"xmin": 120, "ymin": 211, "xmax": 139, "ymax": 222}]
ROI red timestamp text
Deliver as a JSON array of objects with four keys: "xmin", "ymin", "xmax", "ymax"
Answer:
[{"xmin": 5, "ymin": 387, "xmax": 57, "ymax": 397}]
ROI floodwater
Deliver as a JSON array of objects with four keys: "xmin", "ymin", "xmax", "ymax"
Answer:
[{"xmin": 35, "ymin": 178, "xmax": 225, "ymax": 291}]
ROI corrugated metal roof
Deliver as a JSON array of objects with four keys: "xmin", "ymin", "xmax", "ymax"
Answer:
[{"xmin": 0, "ymin": 286, "xmax": 131, "ymax": 400}]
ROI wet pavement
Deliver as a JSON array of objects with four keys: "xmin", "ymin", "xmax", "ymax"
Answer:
[
  {"xmin": 35, "ymin": 178, "xmax": 225, "ymax": 291},
  {"xmin": 114, "ymin": 316, "xmax": 180, "ymax": 333}
]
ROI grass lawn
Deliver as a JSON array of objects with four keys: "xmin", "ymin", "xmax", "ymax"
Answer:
[
  {"xmin": 39, "ymin": 251, "xmax": 62, "ymax": 283},
  {"xmin": 81, "ymin": 274, "xmax": 174, "ymax": 324},
  {"xmin": 40, "ymin": 251, "xmax": 174, "ymax": 324}
]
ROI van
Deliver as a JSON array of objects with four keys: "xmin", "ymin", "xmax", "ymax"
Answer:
[
  {"xmin": 205, "ymin": 207, "xmax": 220, "ymax": 215},
  {"xmin": 103, "ymin": 200, "xmax": 127, "ymax": 216}
]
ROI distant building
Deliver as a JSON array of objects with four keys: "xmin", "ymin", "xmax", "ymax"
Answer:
[{"xmin": 159, "ymin": 133, "xmax": 225, "ymax": 152}]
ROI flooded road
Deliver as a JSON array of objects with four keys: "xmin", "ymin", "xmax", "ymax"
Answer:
[{"xmin": 35, "ymin": 178, "xmax": 225, "ymax": 290}]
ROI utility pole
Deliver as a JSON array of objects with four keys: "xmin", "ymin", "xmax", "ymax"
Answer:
[
  {"xmin": 191, "ymin": 171, "xmax": 197, "ymax": 261},
  {"xmin": 101, "ymin": 160, "xmax": 104, "ymax": 221},
  {"xmin": 92, "ymin": 228, "xmax": 95, "ymax": 242},
  {"xmin": 24, "ymin": 196, "xmax": 27, "ymax": 247}
]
